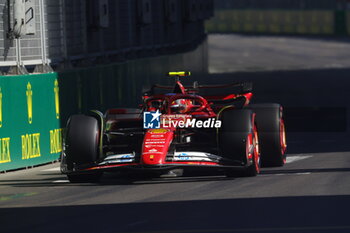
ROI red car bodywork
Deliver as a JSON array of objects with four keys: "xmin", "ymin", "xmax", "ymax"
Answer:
[{"xmin": 75, "ymin": 80, "xmax": 255, "ymax": 173}]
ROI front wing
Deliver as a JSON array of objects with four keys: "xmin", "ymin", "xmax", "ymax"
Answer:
[{"xmin": 61, "ymin": 151, "xmax": 246, "ymax": 174}]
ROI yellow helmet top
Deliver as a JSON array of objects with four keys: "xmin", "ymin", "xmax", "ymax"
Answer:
[{"xmin": 167, "ymin": 71, "xmax": 191, "ymax": 77}]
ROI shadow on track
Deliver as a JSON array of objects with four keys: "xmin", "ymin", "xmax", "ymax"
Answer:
[
  {"xmin": 1, "ymin": 195, "xmax": 350, "ymax": 233},
  {"xmin": 187, "ymin": 68, "xmax": 350, "ymax": 154},
  {"xmin": 0, "ymin": 173, "xmax": 236, "ymax": 187}
]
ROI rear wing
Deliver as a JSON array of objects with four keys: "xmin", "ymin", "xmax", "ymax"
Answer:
[
  {"xmin": 143, "ymin": 82, "xmax": 253, "ymax": 96},
  {"xmin": 194, "ymin": 82, "xmax": 252, "ymax": 96}
]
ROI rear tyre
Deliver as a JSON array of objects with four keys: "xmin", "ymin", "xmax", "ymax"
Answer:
[
  {"xmin": 219, "ymin": 109, "xmax": 260, "ymax": 177},
  {"xmin": 65, "ymin": 115, "xmax": 102, "ymax": 182},
  {"xmin": 249, "ymin": 104, "xmax": 287, "ymax": 167}
]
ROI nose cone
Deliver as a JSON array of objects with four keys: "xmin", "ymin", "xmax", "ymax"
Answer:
[
  {"xmin": 141, "ymin": 129, "xmax": 174, "ymax": 165},
  {"xmin": 142, "ymin": 153, "xmax": 164, "ymax": 165}
]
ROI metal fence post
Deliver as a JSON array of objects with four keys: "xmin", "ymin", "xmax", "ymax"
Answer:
[{"xmin": 39, "ymin": 0, "xmax": 47, "ymax": 65}]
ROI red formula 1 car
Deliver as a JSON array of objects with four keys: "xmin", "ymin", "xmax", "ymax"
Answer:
[{"xmin": 61, "ymin": 71, "xmax": 287, "ymax": 183}]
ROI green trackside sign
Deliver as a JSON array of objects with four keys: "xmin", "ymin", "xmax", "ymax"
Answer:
[{"xmin": 0, "ymin": 73, "xmax": 62, "ymax": 171}]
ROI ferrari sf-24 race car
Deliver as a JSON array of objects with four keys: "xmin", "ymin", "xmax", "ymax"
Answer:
[{"xmin": 61, "ymin": 71, "xmax": 287, "ymax": 182}]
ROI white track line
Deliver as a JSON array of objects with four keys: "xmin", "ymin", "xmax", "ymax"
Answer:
[
  {"xmin": 42, "ymin": 167, "xmax": 61, "ymax": 172},
  {"xmin": 286, "ymin": 155, "xmax": 312, "ymax": 164},
  {"xmin": 296, "ymin": 172, "xmax": 311, "ymax": 175},
  {"xmin": 52, "ymin": 180, "xmax": 69, "ymax": 183}
]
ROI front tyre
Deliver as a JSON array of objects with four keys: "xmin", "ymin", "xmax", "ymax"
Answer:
[
  {"xmin": 65, "ymin": 114, "xmax": 102, "ymax": 182},
  {"xmin": 219, "ymin": 109, "xmax": 260, "ymax": 177},
  {"xmin": 242, "ymin": 122, "xmax": 260, "ymax": 176}
]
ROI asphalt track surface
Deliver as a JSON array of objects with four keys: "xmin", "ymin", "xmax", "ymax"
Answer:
[
  {"xmin": 209, "ymin": 34, "xmax": 350, "ymax": 73},
  {"xmin": 1, "ymin": 35, "xmax": 350, "ymax": 233}
]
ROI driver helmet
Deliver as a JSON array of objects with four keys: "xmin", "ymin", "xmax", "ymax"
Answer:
[{"xmin": 170, "ymin": 99, "xmax": 190, "ymax": 113}]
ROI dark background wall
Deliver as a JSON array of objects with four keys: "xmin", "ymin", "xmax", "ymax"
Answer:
[
  {"xmin": 0, "ymin": 0, "xmax": 213, "ymax": 73},
  {"xmin": 54, "ymin": 0, "xmax": 213, "ymax": 123}
]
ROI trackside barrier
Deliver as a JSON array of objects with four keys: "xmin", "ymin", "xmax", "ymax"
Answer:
[
  {"xmin": 0, "ymin": 73, "xmax": 62, "ymax": 172},
  {"xmin": 206, "ymin": 9, "xmax": 345, "ymax": 35}
]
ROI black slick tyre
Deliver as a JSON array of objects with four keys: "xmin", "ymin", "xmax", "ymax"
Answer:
[
  {"xmin": 65, "ymin": 114, "xmax": 102, "ymax": 182},
  {"xmin": 249, "ymin": 104, "xmax": 287, "ymax": 167},
  {"xmin": 219, "ymin": 109, "xmax": 260, "ymax": 177}
]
